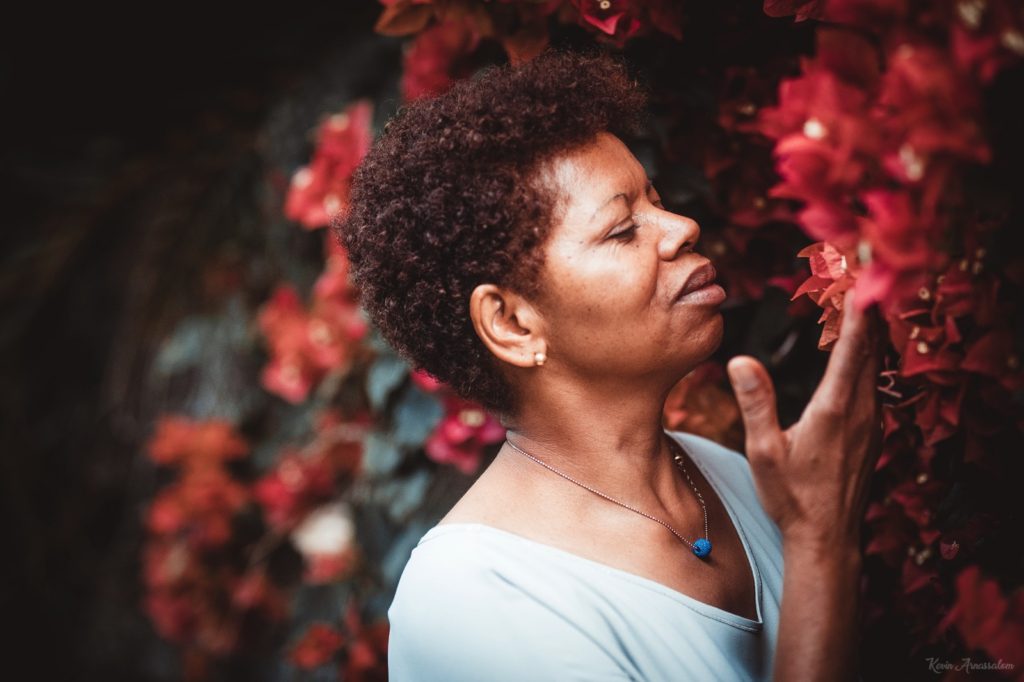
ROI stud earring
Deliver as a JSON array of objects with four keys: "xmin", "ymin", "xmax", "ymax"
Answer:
[{"xmin": 533, "ymin": 351, "xmax": 546, "ymax": 366}]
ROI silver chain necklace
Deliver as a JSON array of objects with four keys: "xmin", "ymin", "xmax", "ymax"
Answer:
[{"xmin": 503, "ymin": 434, "xmax": 713, "ymax": 559}]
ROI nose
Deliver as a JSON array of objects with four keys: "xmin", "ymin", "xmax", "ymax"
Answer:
[{"xmin": 655, "ymin": 208, "xmax": 700, "ymax": 260}]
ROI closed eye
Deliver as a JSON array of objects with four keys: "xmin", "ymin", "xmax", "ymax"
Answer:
[{"xmin": 610, "ymin": 223, "xmax": 637, "ymax": 241}]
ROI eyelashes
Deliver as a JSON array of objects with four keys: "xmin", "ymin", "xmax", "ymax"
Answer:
[
  {"xmin": 610, "ymin": 224, "xmax": 637, "ymax": 241},
  {"xmin": 608, "ymin": 194, "xmax": 664, "ymax": 243}
]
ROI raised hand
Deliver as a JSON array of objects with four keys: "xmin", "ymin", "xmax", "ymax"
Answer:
[{"xmin": 726, "ymin": 288, "xmax": 883, "ymax": 550}]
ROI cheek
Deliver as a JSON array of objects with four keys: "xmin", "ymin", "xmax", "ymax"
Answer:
[{"xmin": 550, "ymin": 263, "xmax": 648, "ymax": 325}]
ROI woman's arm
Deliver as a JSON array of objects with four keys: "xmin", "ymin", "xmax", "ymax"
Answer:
[
  {"xmin": 776, "ymin": 542, "xmax": 863, "ymax": 682},
  {"xmin": 727, "ymin": 287, "xmax": 883, "ymax": 682}
]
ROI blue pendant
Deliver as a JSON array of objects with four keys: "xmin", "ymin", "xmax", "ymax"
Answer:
[{"xmin": 692, "ymin": 538, "xmax": 712, "ymax": 558}]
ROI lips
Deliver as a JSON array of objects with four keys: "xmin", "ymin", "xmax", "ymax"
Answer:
[{"xmin": 675, "ymin": 261, "xmax": 717, "ymax": 301}]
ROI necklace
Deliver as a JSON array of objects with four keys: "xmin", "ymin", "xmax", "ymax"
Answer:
[{"xmin": 503, "ymin": 434, "xmax": 713, "ymax": 559}]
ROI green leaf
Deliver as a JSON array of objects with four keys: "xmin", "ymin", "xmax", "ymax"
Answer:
[
  {"xmin": 366, "ymin": 353, "xmax": 409, "ymax": 411},
  {"xmin": 377, "ymin": 469, "xmax": 432, "ymax": 523},
  {"xmin": 392, "ymin": 384, "xmax": 444, "ymax": 449},
  {"xmin": 363, "ymin": 430, "xmax": 403, "ymax": 477}
]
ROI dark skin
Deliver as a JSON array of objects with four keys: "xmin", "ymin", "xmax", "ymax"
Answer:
[{"xmin": 446, "ymin": 132, "xmax": 881, "ymax": 681}]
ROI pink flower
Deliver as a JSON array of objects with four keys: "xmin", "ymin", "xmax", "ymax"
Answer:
[
  {"xmin": 258, "ymin": 277, "xmax": 366, "ymax": 404},
  {"xmin": 940, "ymin": 565, "xmax": 1024, "ymax": 667},
  {"xmin": 425, "ymin": 395, "xmax": 506, "ymax": 474},
  {"xmin": 285, "ymin": 100, "xmax": 373, "ymax": 230},
  {"xmin": 410, "ymin": 369, "xmax": 444, "ymax": 392},
  {"xmin": 401, "ymin": 19, "xmax": 481, "ymax": 101},
  {"xmin": 289, "ymin": 623, "xmax": 346, "ymax": 670},
  {"xmin": 148, "ymin": 416, "xmax": 248, "ymax": 468},
  {"xmin": 573, "ymin": 0, "xmax": 640, "ymax": 38},
  {"xmin": 566, "ymin": 0, "xmax": 681, "ymax": 46},
  {"xmin": 254, "ymin": 450, "xmax": 338, "ymax": 530},
  {"xmin": 763, "ymin": 0, "xmax": 825, "ymax": 21}
]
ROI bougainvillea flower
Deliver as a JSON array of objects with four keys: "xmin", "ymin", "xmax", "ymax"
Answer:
[
  {"xmin": 913, "ymin": 383, "xmax": 967, "ymax": 446},
  {"xmin": 763, "ymin": 0, "xmax": 825, "ymax": 21},
  {"xmin": 254, "ymin": 450, "xmax": 338, "ymax": 530},
  {"xmin": 145, "ymin": 589, "xmax": 198, "ymax": 643},
  {"xmin": 147, "ymin": 469, "xmax": 249, "ymax": 549},
  {"xmin": 231, "ymin": 570, "xmax": 288, "ymax": 621},
  {"xmin": 410, "ymin": 368, "xmax": 444, "ymax": 392},
  {"xmin": 662, "ymin": 362, "xmax": 742, "ymax": 452},
  {"xmin": 401, "ymin": 18, "xmax": 481, "ymax": 101},
  {"xmin": 566, "ymin": 0, "xmax": 682, "ymax": 46},
  {"xmin": 573, "ymin": 0, "xmax": 639, "ymax": 37},
  {"xmin": 259, "ymin": 285, "xmax": 323, "ymax": 403},
  {"xmin": 888, "ymin": 474, "xmax": 946, "ymax": 529},
  {"xmin": 425, "ymin": 395, "xmax": 506, "ymax": 474},
  {"xmin": 258, "ymin": 281, "xmax": 366, "ymax": 403},
  {"xmin": 289, "ymin": 623, "xmax": 346, "ymax": 670},
  {"xmin": 148, "ymin": 416, "xmax": 248, "ymax": 468},
  {"xmin": 312, "ymin": 243, "xmax": 358, "ymax": 302},
  {"xmin": 864, "ymin": 500, "xmax": 917, "ymax": 565},
  {"xmin": 285, "ymin": 100, "xmax": 373, "ymax": 230},
  {"xmin": 791, "ymin": 240, "xmax": 858, "ymax": 349},
  {"xmin": 962, "ymin": 328, "xmax": 1024, "ymax": 392},
  {"xmin": 940, "ymin": 566, "xmax": 1024, "ymax": 667},
  {"xmin": 342, "ymin": 602, "xmax": 390, "ymax": 681},
  {"xmin": 861, "ymin": 190, "xmax": 940, "ymax": 272},
  {"xmin": 823, "ymin": 0, "xmax": 909, "ymax": 28},
  {"xmin": 877, "ymin": 44, "xmax": 991, "ymax": 168},
  {"xmin": 951, "ymin": 1, "xmax": 1024, "ymax": 85},
  {"xmin": 143, "ymin": 540, "xmax": 193, "ymax": 592},
  {"xmin": 304, "ymin": 298, "xmax": 365, "ymax": 372},
  {"xmin": 901, "ymin": 553, "xmax": 938, "ymax": 595}
]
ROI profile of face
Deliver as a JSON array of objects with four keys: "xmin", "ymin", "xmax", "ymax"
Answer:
[{"xmin": 472, "ymin": 131, "xmax": 725, "ymax": 400}]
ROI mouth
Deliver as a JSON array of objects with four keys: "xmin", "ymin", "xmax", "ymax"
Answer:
[{"xmin": 674, "ymin": 261, "xmax": 719, "ymax": 302}]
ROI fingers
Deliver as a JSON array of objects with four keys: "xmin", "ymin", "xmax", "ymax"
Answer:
[
  {"xmin": 815, "ymin": 287, "xmax": 874, "ymax": 409},
  {"xmin": 727, "ymin": 356, "xmax": 784, "ymax": 459}
]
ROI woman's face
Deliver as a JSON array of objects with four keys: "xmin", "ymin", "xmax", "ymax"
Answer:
[{"xmin": 531, "ymin": 131, "xmax": 725, "ymax": 380}]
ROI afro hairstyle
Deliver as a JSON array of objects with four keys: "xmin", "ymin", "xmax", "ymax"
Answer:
[{"xmin": 337, "ymin": 49, "xmax": 649, "ymax": 419}]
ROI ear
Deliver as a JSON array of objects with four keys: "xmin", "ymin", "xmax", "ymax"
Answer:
[{"xmin": 469, "ymin": 283, "xmax": 545, "ymax": 369}]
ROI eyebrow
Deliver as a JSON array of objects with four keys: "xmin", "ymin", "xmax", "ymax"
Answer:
[{"xmin": 589, "ymin": 179, "xmax": 655, "ymax": 225}]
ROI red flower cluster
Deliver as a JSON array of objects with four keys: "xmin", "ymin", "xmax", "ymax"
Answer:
[
  {"xmin": 289, "ymin": 622, "xmax": 345, "ymax": 669},
  {"xmin": 768, "ymin": 1, "xmax": 1024, "ymax": 665},
  {"xmin": 146, "ymin": 417, "xmax": 249, "ymax": 550},
  {"xmin": 940, "ymin": 566, "xmax": 1024, "ymax": 670},
  {"xmin": 258, "ymin": 243, "xmax": 368, "ymax": 404},
  {"xmin": 143, "ymin": 417, "xmax": 287, "ymax": 657},
  {"xmin": 425, "ymin": 394, "xmax": 506, "ymax": 474},
  {"xmin": 285, "ymin": 100, "xmax": 373, "ymax": 230},
  {"xmin": 662, "ymin": 362, "xmax": 743, "ymax": 452},
  {"xmin": 567, "ymin": 0, "xmax": 683, "ymax": 45},
  {"xmin": 401, "ymin": 19, "xmax": 481, "ymax": 101},
  {"xmin": 376, "ymin": 0, "xmax": 683, "ymax": 66},
  {"xmin": 289, "ymin": 603, "xmax": 389, "ymax": 680},
  {"xmin": 254, "ymin": 433, "xmax": 362, "ymax": 532}
]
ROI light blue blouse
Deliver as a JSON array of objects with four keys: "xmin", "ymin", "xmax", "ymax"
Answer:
[{"xmin": 388, "ymin": 430, "xmax": 785, "ymax": 681}]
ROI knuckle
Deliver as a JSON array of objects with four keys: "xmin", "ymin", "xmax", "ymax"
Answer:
[{"xmin": 746, "ymin": 441, "xmax": 778, "ymax": 465}]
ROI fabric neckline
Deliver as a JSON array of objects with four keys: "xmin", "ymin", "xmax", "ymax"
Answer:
[{"xmin": 419, "ymin": 430, "xmax": 764, "ymax": 632}]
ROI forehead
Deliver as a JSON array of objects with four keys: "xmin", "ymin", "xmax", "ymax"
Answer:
[{"xmin": 543, "ymin": 132, "xmax": 648, "ymax": 234}]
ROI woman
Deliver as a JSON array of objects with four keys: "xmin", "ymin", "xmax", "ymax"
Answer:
[{"xmin": 340, "ymin": 50, "xmax": 880, "ymax": 681}]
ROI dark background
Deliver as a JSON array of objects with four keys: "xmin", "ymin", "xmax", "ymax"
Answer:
[{"xmin": 2, "ymin": 5, "xmax": 397, "ymax": 678}]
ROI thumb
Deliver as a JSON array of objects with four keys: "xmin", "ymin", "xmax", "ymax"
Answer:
[{"xmin": 727, "ymin": 356, "xmax": 782, "ymax": 458}]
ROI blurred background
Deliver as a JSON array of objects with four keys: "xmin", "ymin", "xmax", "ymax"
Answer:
[{"xmin": 3, "ymin": 1, "xmax": 1022, "ymax": 680}]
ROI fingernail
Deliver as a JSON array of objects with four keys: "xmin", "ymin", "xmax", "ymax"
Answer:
[{"xmin": 728, "ymin": 363, "xmax": 759, "ymax": 392}]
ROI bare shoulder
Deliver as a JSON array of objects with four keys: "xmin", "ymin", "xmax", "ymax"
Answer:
[{"xmin": 437, "ymin": 455, "xmax": 531, "ymax": 528}]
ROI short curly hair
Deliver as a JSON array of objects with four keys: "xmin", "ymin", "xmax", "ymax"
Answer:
[{"xmin": 338, "ymin": 49, "xmax": 648, "ymax": 419}]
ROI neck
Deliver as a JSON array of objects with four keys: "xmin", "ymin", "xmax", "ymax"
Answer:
[{"xmin": 499, "ymin": 375, "xmax": 684, "ymax": 512}]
